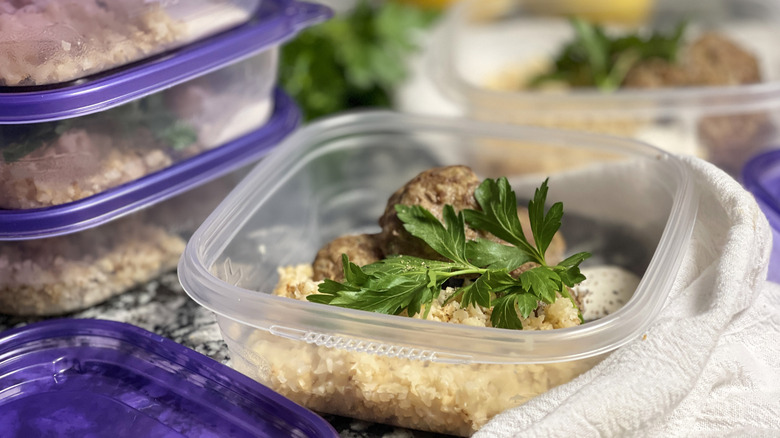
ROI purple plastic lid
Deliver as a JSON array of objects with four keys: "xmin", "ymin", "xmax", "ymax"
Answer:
[
  {"xmin": 0, "ymin": 88, "xmax": 299, "ymax": 240},
  {"xmin": 742, "ymin": 149, "xmax": 780, "ymax": 283},
  {"xmin": 0, "ymin": 319, "xmax": 338, "ymax": 438},
  {"xmin": 0, "ymin": 0, "xmax": 331, "ymax": 124}
]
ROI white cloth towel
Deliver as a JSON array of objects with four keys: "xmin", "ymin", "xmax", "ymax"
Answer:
[{"xmin": 476, "ymin": 156, "xmax": 780, "ymax": 437}]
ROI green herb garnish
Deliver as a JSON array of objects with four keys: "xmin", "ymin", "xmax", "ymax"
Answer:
[
  {"xmin": 0, "ymin": 93, "xmax": 198, "ymax": 162},
  {"xmin": 529, "ymin": 18, "xmax": 687, "ymax": 91},
  {"xmin": 0, "ymin": 119, "xmax": 74, "ymax": 162},
  {"xmin": 280, "ymin": 0, "xmax": 439, "ymax": 121},
  {"xmin": 307, "ymin": 178, "xmax": 591, "ymax": 330}
]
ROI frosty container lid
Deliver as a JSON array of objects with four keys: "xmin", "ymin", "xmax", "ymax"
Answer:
[
  {"xmin": 0, "ymin": 0, "xmax": 331, "ymax": 124},
  {"xmin": 0, "ymin": 88, "xmax": 300, "ymax": 241},
  {"xmin": 0, "ymin": 319, "xmax": 338, "ymax": 438}
]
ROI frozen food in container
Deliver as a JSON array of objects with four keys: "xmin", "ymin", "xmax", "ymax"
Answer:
[
  {"xmin": 742, "ymin": 149, "xmax": 780, "ymax": 283},
  {"xmin": 427, "ymin": 0, "xmax": 780, "ymax": 175},
  {"xmin": 0, "ymin": 89, "xmax": 300, "ymax": 316},
  {"xmin": 0, "ymin": 319, "xmax": 338, "ymax": 437},
  {"xmin": 178, "ymin": 112, "xmax": 699, "ymax": 436},
  {"xmin": 0, "ymin": 0, "xmax": 264, "ymax": 87},
  {"xmin": 0, "ymin": 0, "xmax": 330, "ymax": 209}
]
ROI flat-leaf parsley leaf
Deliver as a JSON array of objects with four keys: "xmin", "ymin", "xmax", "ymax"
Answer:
[{"xmin": 307, "ymin": 177, "xmax": 591, "ymax": 329}]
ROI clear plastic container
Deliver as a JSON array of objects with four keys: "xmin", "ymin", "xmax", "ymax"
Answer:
[
  {"xmin": 0, "ymin": 89, "xmax": 300, "ymax": 316},
  {"xmin": 427, "ymin": 0, "xmax": 780, "ymax": 175},
  {"xmin": 178, "ymin": 112, "xmax": 699, "ymax": 436},
  {"xmin": 0, "ymin": 0, "xmax": 329, "ymax": 209},
  {"xmin": 0, "ymin": 319, "xmax": 338, "ymax": 437},
  {"xmin": 0, "ymin": 0, "xmax": 262, "ymax": 87},
  {"xmin": 742, "ymin": 150, "xmax": 780, "ymax": 283}
]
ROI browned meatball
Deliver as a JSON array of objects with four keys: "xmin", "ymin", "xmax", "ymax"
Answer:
[
  {"xmin": 624, "ymin": 33, "xmax": 761, "ymax": 88},
  {"xmin": 312, "ymin": 234, "xmax": 383, "ymax": 282},
  {"xmin": 379, "ymin": 165, "xmax": 482, "ymax": 259}
]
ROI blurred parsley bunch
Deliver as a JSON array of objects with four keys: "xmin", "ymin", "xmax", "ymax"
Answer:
[{"xmin": 280, "ymin": 0, "xmax": 439, "ymax": 121}]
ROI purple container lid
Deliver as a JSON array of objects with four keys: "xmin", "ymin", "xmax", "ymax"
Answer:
[
  {"xmin": 0, "ymin": 88, "xmax": 299, "ymax": 240},
  {"xmin": 742, "ymin": 149, "xmax": 780, "ymax": 283},
  {"xmin": 0, "ymin": 319, "xmax": 338, "ymax": 438},
  {"xmin": 0, "ymin": 0, "xmax": 331, "ymax": 124}
]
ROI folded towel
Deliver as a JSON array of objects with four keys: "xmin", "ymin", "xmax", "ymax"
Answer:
[{"xmin": 476, "ymin": 156, "xmax": 780, "ymax": 437}]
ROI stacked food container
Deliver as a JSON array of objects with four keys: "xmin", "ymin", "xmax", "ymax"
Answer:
[{"xmin": 0, "ymin": 0, "xmax": 330, "ymax": 316}]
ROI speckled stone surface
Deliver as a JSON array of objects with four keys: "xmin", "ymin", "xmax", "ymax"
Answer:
[{"xmin": 0, "ymin": 272, "xmax": 453, "ymax": 438}]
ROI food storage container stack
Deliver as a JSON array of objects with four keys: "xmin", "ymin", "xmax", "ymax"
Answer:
[
  {"xmin": 742, "ymin": 150, "xmax": 780, "ymax": 283},
  {"xmin": 0, "ymin": 319, "xmax": 339, "ymax": 437},
  {"xmin": 0, "ymin": 0, "xmax": 331, "ymax": 316},
  {"xmin": 427, "ymin": 0, "xmax": 780, "ymax": 176},
  {"xmin": 179, "ymin": 112, "xmax": 699, "ymax": 436}
]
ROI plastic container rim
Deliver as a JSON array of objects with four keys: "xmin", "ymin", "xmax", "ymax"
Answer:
[{"xmin": 178, "ymin": 111, "xmax": 699, "ymax": 364}]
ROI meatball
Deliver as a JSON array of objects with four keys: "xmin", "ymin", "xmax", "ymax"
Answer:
[
  {"xmin": 378, "ymin": 165, "xmax": 566, "ymax": 264},
  {"xmin": 379, "ymin": 165, "xmax": 482, "ymax": 259},
  {"xmin": 624, "ymin": 33, "xmax": 761, "ymax": 88},
  {"xmin": 312, "ymin": 234, "xmax": 383, "ymax": 282}
]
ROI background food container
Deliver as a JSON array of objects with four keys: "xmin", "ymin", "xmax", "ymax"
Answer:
[
  {"xmin": 0, "ymin": 319, "xmax": 338, "ymax": 437},
  {"xmin": 0, "ymin": 0, "xmax": 329, "ymax": 209},
  {"xmin": 178, "ymin": 112, "xmax": 699, "ymax": 436},
  {"xmin": 0, "ymin": 89, "xmax": 300, "ymax": 316},
  {"xmin": 742, "ymin": 149, "xmax": 780, "ymax": 283},
  {"xmin": 0, "ymin": 0, "xmax": 262, "ymax": 87},
  {"xmin": 423, "ymin": 0, "xmax": 780, "ymax": 175}
]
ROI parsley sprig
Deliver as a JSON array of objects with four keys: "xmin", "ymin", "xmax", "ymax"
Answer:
[
  {"xmin": 529, "ymin": 18, "xmax": 687, "ymax": 91},
  {"xmin": 307, "ymin": 178, "xmax": 591, "ymax": 329}
]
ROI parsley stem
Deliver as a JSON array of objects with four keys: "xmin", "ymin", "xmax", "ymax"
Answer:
[{"xmin": 446, "ymin": 268, "xmax": 487, "ymax": 277}]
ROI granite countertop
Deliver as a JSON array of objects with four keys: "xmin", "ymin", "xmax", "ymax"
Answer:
[{"xmin": 0, "ymin": 272, "xmax": 452, "ymax": 438}]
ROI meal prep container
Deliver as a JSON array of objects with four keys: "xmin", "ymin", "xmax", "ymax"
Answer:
[
  {"xmin": 0, "ymin": 89, "xmax": 300, "ymax": 316},
  {"xmin": 0, "ymin": 319, "xmax": 338, "ymax": 437},
  {"xmin": 178, "ymin": 112, "xmax": 699, "ymax": 436},
  {"xmin": 428, "ymin": 0, "xmax": 780, "ymax": 175},
  {"xmin": 0, "ymin": 0, "xmax": 262, "ymax": 87},
  {"xmin": 742, "ymin": 150, "xmax": 780, "ymax": 283},
  {"xmin": 0, "ymin": 0, "xmax": 329, "ymax": 209}
]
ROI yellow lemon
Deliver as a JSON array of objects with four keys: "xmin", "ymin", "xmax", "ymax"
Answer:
[
  {"xmin": 528, "ymin": 0, "xmax": 654, "ymax": 25},
  {"xmin": 394, "ymin": 0, "xmax": 457, "ymax": 10}
]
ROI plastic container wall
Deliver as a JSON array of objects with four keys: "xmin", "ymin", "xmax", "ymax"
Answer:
[
  {"xmin": 179, "ymin": 112, "xmax": 698, "ymax": 436},
  {"xmin": 0, "ymin": 0, "xmax": 261, "ymax": 87},
  {"xmin": 430, "ymin": 0, "xmax": 780, "ymax": 175}
]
